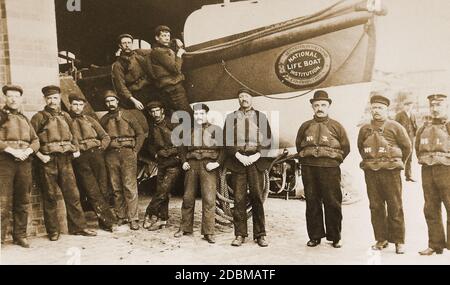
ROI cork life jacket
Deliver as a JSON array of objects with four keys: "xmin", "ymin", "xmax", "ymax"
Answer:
[
  {"xmin": 360, "ymin": 123, "xmax": 403, "ymax": 170},
  {"xmin": 103, "ymin": 111, "xmax": 136, "ymax": 149},
  {"xmin": 71, "ymin": 115, "xmax": 101, "ymax": 151},
  {"xmin": 298, "ymin": 120, "xmax": 343, "ymax": 162},
  {"xmin": 0, "ymin": 109, "xmax": 33, "ymax": 150},
  {"xmin": 186, "ymin": 123, "xmax": 222, "ymax": 160},
  {"xmin": 418, "ymin": 120, "xmax": 450, "ymax": 166},
  {"xmin": 36, "ymin": 110, "xmax": 76, "ymax": 154}
]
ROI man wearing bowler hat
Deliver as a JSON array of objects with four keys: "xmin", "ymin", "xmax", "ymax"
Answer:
[
  {"xmin": 112, "ymin": 33, "xmax": 158, "ymax": 110},
  {"xmin": 223, "ymin": 88, "xmax": 273, "ymax": 247},
  {"xmin": 358, "ymin": 93, "xmax": 411, "ymax": 254},
  {"xmin": 68, "ymin": 92, "xmax": 118, "ymax": 232},
  {"xmin": 296, "ymin": 90, "xmax": 350, "ymax": 248},
  {"xmin": 31, "ymin": 85, "xmax": 97, "ymax": 241},
  {"xmin": 416, "ymin": 93, "xmax": 450, "ymax": 255},
  {"xmin": 0, "ymin": 84, "xmax": 39, "ymax": 247},
  {"xmin": 395, "ymin": 92, "xmax": 418, "ymax": 182},
  {"xmin": 100, "ymin": 90, "xmax": 145, "ymax": 230}
]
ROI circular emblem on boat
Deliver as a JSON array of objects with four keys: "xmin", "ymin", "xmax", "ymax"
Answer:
[{"xmin": 275, "ymin": 43, "xmax": 331, "ymax": 89}]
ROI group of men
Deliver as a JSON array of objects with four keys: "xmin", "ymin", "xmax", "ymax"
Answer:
[
  {"xmin": 1, "ymin": 24, "xmax": 449, "ymax": 257},
  {"xmin": 295, "ymin": 90, "xmax": 450, "ymax": 256},
  {"xmin": 0, "ymin": 24, "xmax": 273, "ymax": 248}
]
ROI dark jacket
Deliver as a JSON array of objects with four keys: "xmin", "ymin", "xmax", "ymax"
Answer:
[
  {"xmin": 112, "ymin": 49, "xmax": 154, "ymax": 101},
  {"xmin": 395, "ymin": 110, "xmax": 417, "ymax": 137},
  {"xmin": 147, "ymin": 116, "xmax": 181, "ymax": 168},
  {"xmin": 296, "ymin": 116, "xmax": 350, "ymax": 167},
  {"xmin": 223, "ymin": 108, "xmax": 273, "ymax": 172},
  {"xmin": 151, "ymin": 43, "xmax": 184, "ymax": 90}
]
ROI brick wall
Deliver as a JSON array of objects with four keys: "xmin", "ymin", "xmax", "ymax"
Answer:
[
  {"xmin": 0, "ymin": 0, "xmax": 11, "ymax": 94},
  {"xmin": 1, "ymin": 0, "xmax": 67, "ymax": 241}
]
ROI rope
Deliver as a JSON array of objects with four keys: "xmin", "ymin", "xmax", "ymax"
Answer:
[
  {"xmin": 221, "ymin": 60, "xmax": 314, "ymax": 100},
  {"xmin": 215, "ymin": 167, "xmax": 270, "ymax": 224}
]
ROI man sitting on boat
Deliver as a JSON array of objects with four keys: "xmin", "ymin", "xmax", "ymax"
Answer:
[{"xmin": 150, "ymin": 25, "xmax": 193, "ymax": 116}]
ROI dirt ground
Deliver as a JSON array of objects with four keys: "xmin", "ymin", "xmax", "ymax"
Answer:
[{"xmin": 1, "ymin": 167, "xmax": 449, "ymax": 265}]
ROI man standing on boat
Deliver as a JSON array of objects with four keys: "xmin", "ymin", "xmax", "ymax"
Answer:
[
  {"xmin": 223, "ymin": 88, "xmax": 273, "ymax": 247},
  {"xmin": 296, "ymin": 90, "xmax": 350, "ymax": 248},
  {"xmin": 358, "ymin": 94, "xmax": 411, "ymax": 254},
  {"xmin": 112, "ymin": 33, "xmax": 158, "ymax": 110},
  {"xmin": 416, "ymin": 94, "xmax": 450, "ymax": 256},
  {"xmin": 151, "ymin": 25, "xmax": 192, "ymax": 115}
]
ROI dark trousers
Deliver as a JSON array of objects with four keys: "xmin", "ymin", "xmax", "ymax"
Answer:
[
  {"xmin": 39, "ymin": 153, "xmax": 87, "ymax": 234},
  {"xmin": 145, "ymin": 166, "xmax": 180, "ymax": 221},
  {"xmin": 105, "ymin": 148, "xmax": 139, "ymax": 221},
  {"xmin": 162, "ymin": 84, "xmax": 193, "ymax": 115},
  {"xmin": 181, "ymin": 160, "xmax": 217, "ymax": 235},
  {"xmin": 364, "ymin": 169, "xmax": 405, "ymax": 244},
  {"xmin": 301, "ymin": 165, "xmax": 342, "ymax": 242},
  {"xmin": 231, "ymin": 164, "xmax": 266, "ymax": 239},
  {"xmin": 421, "ymin": 165, "xmax": 450, "ymax": 250},
  {"xmin": 73, "ymin": 148, "xmax": 117, "ymax": 228},
  {"xmin": 0, "ymin": 154, "xmax": 31, "ymax": 241}
]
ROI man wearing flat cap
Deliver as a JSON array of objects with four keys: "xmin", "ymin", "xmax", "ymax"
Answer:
[
  {"xmin": 174, "ymin": 103, "xmax": 224, "ymax": 243},
  {"xmin": 112, "ymin": 33, "xmax": 158, "ymax": 111},
  {"xmin": 142, "ymin": 100, "xmax": 182, "ymax": 231},
  {"xmin": 395, "ymin": 91, "xmax": 418, "ymax": 182},
  {"xmin": 223, "ymin": 88, "xmax": 273, "ymax": 247},
  {"xmin": 31, "ymin": 85, "xmax": 97, "ymax": 241},
  {"xmin": 100, "ymin": 90, "xmax": 145, "ymax": 230},
  {"xmin": 416, "ymin": 93, "xmax": 450, "ymax": 255},
  {"xmin": 296, "ymin": 90, "xmax": 350, "ymax": 248},
  {"xmin": 0, "ymin": 84, "xmax": 39, "ymax": 248},
  {"xmin": 357, "ymin": 93, "xmax": 411, "ymax": 254},
  {"xmin": 68, "ymin": 93, "xmax": 118, "ymax": 232},
  {"xmin": 151, "ymin": 25, "xmax": 192, "ymax": 115}
]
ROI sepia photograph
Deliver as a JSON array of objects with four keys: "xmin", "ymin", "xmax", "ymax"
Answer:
[{"xmin": 0, "ymin": 0, "xmax": 450, "ymax": 269}]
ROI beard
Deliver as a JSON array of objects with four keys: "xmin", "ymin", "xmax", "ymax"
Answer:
[{"xmin": 122, "ymin": 48, "xmax": 132, "ymax": 55}]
